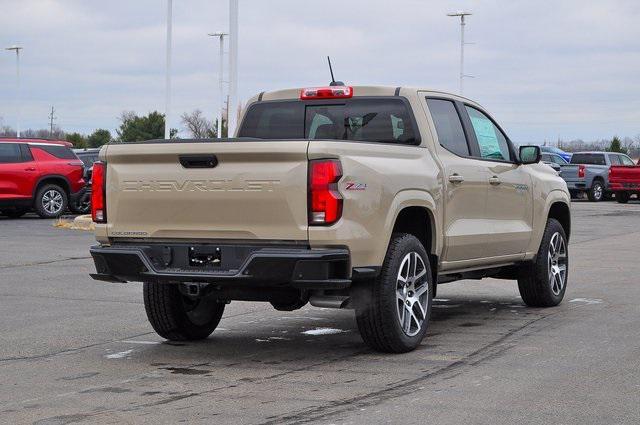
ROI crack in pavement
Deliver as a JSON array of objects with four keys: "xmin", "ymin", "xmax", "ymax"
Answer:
[
  {"xmin": 0, "ymin": 293, "xmax": 143, "ymax": 305},
  {"xmin": 0, "ymin": 307, "xmax": 269, "ymax": 364},
  {"xmin": 0, "ymin": 256, "xmax": 92, "ymax": 270},
  {"xmin": 257, "ymin": 309, "xmax": 567, "ymax": 425}
]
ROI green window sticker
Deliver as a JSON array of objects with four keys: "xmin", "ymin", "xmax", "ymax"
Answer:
[{"xmin": 466, "ymin": 107, "xmax": 509, "ymax": 161}]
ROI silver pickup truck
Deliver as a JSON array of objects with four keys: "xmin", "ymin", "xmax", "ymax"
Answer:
[{"xmin": 562, "ymin": 151, "xmax": 636, "ymax": 201}]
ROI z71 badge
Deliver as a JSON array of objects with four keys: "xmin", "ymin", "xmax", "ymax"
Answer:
[{"xmin": 344, "ymin": 182, "xmax": 367, "ymax": 191}]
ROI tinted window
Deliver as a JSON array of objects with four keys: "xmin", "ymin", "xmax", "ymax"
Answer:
[
  {"xmin": 0, "ymin": 143, "xmax": 22, "ymax": 163},
  {"xmin": 465, "ymin": 106, "xmax": 512, "ymax": 161},
  {"xmin": 426, "ymin": 99, "xmax": 469, "ymax": 156},
  {"xmin": 239, "ymin": 99, "xmax": 418, "ymax": 145},
  {"xmin": 306, "ymin": 105, "xmax": 346, "ymax": 140},
  {"xmin": 570, "ymin": 153, "xmax": 605, "ymax": 165},
  {"xmin": 20, "ymin": 144, "xmax": 33, "ymax": 161},
  {"xmin": 620, "ymin": 155, "xmax": 635, "ymax": 166},
  {"xmin": 343, "ymin": 99, "xmax": 417, "ymax": 144},
  {"xmin": 238, "ymin": 102, "xmax": 305, "ymax": 139},
  {"xmin": 37, "ymin": 145, "xmax": 77, "ymax": 159}
]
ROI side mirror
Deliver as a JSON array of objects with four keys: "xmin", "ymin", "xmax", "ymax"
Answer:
[{"xmin": 519, "ymin": 145, "xmax": 541, "ymax": 165}]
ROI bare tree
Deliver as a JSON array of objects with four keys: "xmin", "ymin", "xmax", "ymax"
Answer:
[
  {"xmin": 0, "ymin": 126, "xmax": 17, "ymax": 137},
  {"xmin": 181, "ymin": 109, "xmax": 216, "ymax": 139}
]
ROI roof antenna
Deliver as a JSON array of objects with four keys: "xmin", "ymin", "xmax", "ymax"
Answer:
[{"xmin": 327, "ymin": 56, "xmax": 344, "ymax": 86}]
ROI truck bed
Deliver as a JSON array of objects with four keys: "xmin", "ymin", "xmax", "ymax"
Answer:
[{"xmin": 609, "ymin": 165, "xmax": 640, "ymax": 191}]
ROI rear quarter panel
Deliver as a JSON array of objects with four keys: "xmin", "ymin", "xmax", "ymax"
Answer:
[{"xmin": 307, "ymin": 141, "xmax": 442, "ymax": 268}]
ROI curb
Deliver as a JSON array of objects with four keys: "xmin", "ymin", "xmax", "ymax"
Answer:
[{"xmin": 54, "ymin": 214, "xmax": 95, "ymax": 231}]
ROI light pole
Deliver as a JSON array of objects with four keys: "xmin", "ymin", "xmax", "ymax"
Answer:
[
  {"xmin": 164, "ymin": 0, "xmax": 173, "ymax": 139},
  {"xmin": 228, "ymin": 0, "xmax": 239, "ymax": 136},
  {"xmin": 5, "ymin": 45, "xmax": 23, "ymax": 137},
  {"xmin": 208, "ymin": 32, "xmax": 227, "ymax": 138},
  {"xmin": 447, "ymin": 11, "xmax": 472, "ymax": 95}
]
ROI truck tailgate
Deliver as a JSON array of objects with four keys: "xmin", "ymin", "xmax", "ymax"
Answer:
[
  {"xmin": 103, "ymin": 141, "xmax": 309, "ymax": 241},
  {"xmin": 609, "ymin": 166, "xmax": 640, "ymax": 188},
  {"xmin": 560, "ymin": 165, "xmax": 580, "ymax": 181}
]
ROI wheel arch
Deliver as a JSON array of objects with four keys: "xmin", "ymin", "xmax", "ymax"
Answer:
[
  {"xmin": 380, "ymin": 190, "xmax": 441, "ymax": 281},
  {"xmin": 33, "ymin": 175, "xmax": 72, "ymax": 198},
  {"xmin": 548, "ymin": 201, "xmax": 571, "ymax": 240},
  {"xmin": 391, "ymin": 205, "xmax": 438, "ymax": 285}
]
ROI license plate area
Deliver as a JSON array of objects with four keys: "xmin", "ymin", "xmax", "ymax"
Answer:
[{"xmin": 189, "ymin": 246, "xmax": 221, "ymax": 267}]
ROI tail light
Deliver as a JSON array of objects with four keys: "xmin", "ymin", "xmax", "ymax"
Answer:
[
  {"xmin": 578, "ymin": 164, "xmax": 585, "ymax": 178},
  {"xmin": 300, "ymin": 86, "xmax": 353, "ymax": 100},
  {"xmin": 91, "ymin": 162, "xmax": 106, "ymax": 223},
  {"xmin": 308, "ymin": 159, "xmax": 343, "ymax": 225}
]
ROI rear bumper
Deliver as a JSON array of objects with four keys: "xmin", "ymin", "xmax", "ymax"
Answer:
[
  {"xmin": 564, "ymin": 180, "xmax": 588, "ymax": 190},
  {"xmin": 90, "ymin": 243, "xmax": 352, "ymax": 289},
  {"xmin": 609, "ymin": 182, "xmax": 640, "ymax": 191}
]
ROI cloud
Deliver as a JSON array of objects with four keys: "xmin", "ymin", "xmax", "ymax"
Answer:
[{"xmin": 0, "ymin": 0, "xmax": 639, "ymax": 141}]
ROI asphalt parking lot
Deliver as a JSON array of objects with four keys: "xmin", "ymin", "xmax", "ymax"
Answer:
[{"xmin": 1, "ymin": 200, "xmax": 639, "ymax": 424}]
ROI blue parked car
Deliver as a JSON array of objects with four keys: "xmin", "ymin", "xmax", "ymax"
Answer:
[{"xmin": 540, "ymin": 146, "xmax": 572, "ymax": 162}]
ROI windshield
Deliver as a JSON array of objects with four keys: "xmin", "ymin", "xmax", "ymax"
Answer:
[{"xmin": 239, "ymin": 98, "xmax": 418, "ymax": 145}]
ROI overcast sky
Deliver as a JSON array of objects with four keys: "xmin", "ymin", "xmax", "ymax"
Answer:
[{"xmin": 1, "ymin": 0, "xmax": 639, "ymax": 143}]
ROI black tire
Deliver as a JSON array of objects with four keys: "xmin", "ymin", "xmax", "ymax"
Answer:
[
  {"xmin": 143, "ymin": 282, "xmax": 225, "ymax": 341},
  {"xmin": 587, "ymin": 180, "xmax": 604, "ymax": 202},
  {"xmin": 518, "ymin": 218, "xmax": 568, "ymax": 307},
  {"xmin": 1, "ymin": 208, "xmax": 28, "ymax": 219},
  {"xmin": 356, "ymin": 233, "xmax": 433, "ymax": 353},
  {"xmin": 616, "ymin": 192, "xmax": 630, "ymax": 204},
  {"xmin": 34, "ymin": 184, "xmax": 68, "ymax": 218}
]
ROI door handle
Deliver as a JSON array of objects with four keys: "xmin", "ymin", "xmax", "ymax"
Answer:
[
  {"xmin": 448, "ymin": 174, "xmax": 464, "ymax": 183},
  {"xmin": 489, "ymin": 176, "xmax": 501, "ymax": 185},
  {"xmin": 179, "ymin": 155, "xmax": 218, "ymax": 168},
  {"xmin": 24, "ymin": 167, "xmax": 36, "ymax": 171}
]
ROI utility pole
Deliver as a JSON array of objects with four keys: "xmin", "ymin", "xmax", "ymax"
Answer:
[
  {"xmin": 164, "ymin": 0, "xmax": 173, "ymax": 139},
  {"xmin": 48, "ymin": 106, "xmax": 56, "ymax": 137},
  {"xmin": 228, "ymin": 0, "xmax": 239, "ymax": 136},
  {"xmin": 5, "ymin": 45, "xmax": 23, "ymax": 137},
  {"xmin": 208, "ymin": 32, "xmax": 228, "ymax": 138},
  {"xmin": 447, "ymin": 11, "xmax": 472, "ymax": 95}
]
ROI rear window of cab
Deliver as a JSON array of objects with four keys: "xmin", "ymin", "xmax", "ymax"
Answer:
[
  {"xmin": 238, "ymin": 98, "xmax": 419, "ymax": 145},
  {"xmin": 570, "ymin": 153, "xmax": 605, "ymax": 165}
]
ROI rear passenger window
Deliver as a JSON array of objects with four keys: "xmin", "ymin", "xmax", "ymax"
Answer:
[
  {"xmin": 20, "ymin": 144, "xmax": 33, "ymax": 161},
  {"xmin": 0, "ymin": 144, "xmax": 22, "ymax": 163},
  {"xmin": 37, "ymin": 145, "xmax": 77, "ymax": 159},
  {"xmin": 465, "ymin": 106, "xmax": 512, "ymax": 161},
  {"xmin": 609, "ymin": 155, "xmax": 621, "ymax": 165},
  {"xmin": 426, "ymin": 99, "xmax": 469, "ymax": 156}
]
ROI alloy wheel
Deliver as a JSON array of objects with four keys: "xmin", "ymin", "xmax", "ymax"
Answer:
[
  {"xmin": 396, "ymin": 252, "xmax": 429, "ymax": 337},
  {"xmin": 42, "ymin": 189, "xmax": 64, "ymax": 215},
  {"xmin": 548, "ymin": 232, "xmax": 567, "ymax": 296},
  {"xmin": 593, "ymin": 184, "xmax": 603, "ymax": 201}
]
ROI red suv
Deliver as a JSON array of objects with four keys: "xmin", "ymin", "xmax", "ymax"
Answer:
[{"xmin": 0, "ymin": 139, "xmax": 87, "ymax": 218}]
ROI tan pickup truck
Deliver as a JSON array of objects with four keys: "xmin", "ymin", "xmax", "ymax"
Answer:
[{"xmin": 90, "ymin": 85, "xmax": 571, "ymax": 353}]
